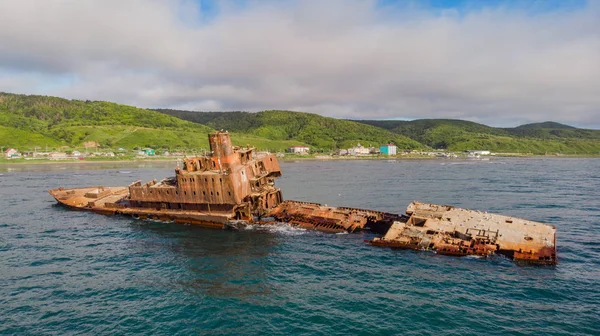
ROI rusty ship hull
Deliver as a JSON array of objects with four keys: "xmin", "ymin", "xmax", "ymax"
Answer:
[
  {"xmin": 48, "ymin": 186, "xmax": 241, "ymax": 229},
  {"xmin": 49, "ymin": 131, "xmax": 557, "ymax": 265},
  {"xmin": 367, "ymin": 202, "xmax": 557, "ymax": 264},
  {"xmin": 48, "ymin": 188, "xmax": 401, "ymax": 232}
]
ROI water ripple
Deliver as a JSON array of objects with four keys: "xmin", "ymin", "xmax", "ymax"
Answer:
[{"xmin": 1, "ymin": 159, "xmax": 599, "ymax": 335}]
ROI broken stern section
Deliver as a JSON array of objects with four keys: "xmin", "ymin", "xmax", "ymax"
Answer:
[{"xmin": 367, "ymin": 202, "xmax": 557, "ymax": 264}]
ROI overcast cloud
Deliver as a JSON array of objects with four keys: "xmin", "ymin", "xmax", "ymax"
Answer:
[{"xmin": 0, "ymin": 0, "xmax": 599, "ymax": 127}]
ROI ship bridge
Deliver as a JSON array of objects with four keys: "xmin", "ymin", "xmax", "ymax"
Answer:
[{"xmin": 127, "ymin": 131, "xmax": 283, "ymax": 218}]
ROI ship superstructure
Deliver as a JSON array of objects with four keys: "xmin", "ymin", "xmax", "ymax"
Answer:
[
  {"xmin": 49, "ymin": 131, "xmax": 283, "ymax": 228},
  {"xmin": 127, "ymin": 131, "xmax": 282, "ymax": 221}
]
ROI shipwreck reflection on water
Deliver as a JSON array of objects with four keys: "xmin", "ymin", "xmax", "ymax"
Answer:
[{"xmin": 127, "ymin": 219, "xmax": 280, "ymax": 300}]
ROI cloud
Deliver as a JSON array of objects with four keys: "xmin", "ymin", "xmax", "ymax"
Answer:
[{"xmin": 0, "ymin": 0, "xmax": 599, "ymax": 127}]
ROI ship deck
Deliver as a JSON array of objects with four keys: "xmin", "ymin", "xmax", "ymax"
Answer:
[{"xmin": 49, "ymin": 186, "xmax": 238, "ymax": 229}]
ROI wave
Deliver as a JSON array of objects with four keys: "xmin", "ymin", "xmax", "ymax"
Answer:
[{"xmin": 244, "ymin": 222, "xmax": 307, "ymax": 236}]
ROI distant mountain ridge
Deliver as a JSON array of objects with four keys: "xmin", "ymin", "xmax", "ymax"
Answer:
[
  {"xmin": 154, "ymin": 109, "xmax": 421, "ymax": 150},
  {"xmin": 158, "ymin": 109, "xmax": 600, "ymax": 154},
  {"xmin": 354, "ymin": 118, "xmax": 600, "ymax": 153},
  {"xmin": 515, "ymin": 121, "xmax": 576, "ymax": 129}
]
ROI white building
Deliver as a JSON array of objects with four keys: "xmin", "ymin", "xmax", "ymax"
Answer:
[
  {"xmin": 466, "ymin": 150, "xmax": 491, "ymax": 156},
  {"xmin": 4, "ymin": 148, "xmax": 20, "ymax": 158},
  {"xmin": 49, "ymin": 152, "xmax": 68, "ymax": 160},
  {"xmin": 287, "ymin": 146, "xmax": 310, "ymax": 154},
  {"xmin": 348, "ymin": 143, "xmax": 370, "ymax": 156}
]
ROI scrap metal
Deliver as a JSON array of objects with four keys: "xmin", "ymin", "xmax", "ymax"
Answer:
[
  {"xmin": 367, "ymin": 202, "xmax": 557, "ymax": 264},
  {"xmin": 49, "ymin": 131, "xmax": 557, "ymax": 265}
]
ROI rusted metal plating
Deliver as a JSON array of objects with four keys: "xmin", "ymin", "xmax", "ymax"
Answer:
[
  {"xmin": 127, "ymin": 131, "xmax": 283, "ymax": 219},
  {"xmin": 367, "ymin": 202, "xmax": 557, "ymax": 264},
  {"xmin": 268, "ymin": 200, "xmax": 403, "ymax": 233}
]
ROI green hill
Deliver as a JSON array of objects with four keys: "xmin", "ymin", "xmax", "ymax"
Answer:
[
  {"xmin": 155, "ymin": 109, "xmax": 422, "ymax": 150},
  {"xmin": 0, "ymin": 125, "xmax": 62, "ymax": 148},
  {"xmin": 2, "ymin": 91, "xmax": 599, "ymax": 155},
  {"xmin": 0, "ymin": 92, "xmax": 220, "ymax": 150},
  {"xmin": 356, "ymin": 119, "xmax": 600, "ymax": 154},
  {"xmin": 514, "ymin": 121, "xmax": 575, "ymax": 129},
  {"xmin": 0, "ymin": 93, "xmax": 316, "ymax": 152},
  {"xmin": 504, "ymin": 122, "xmax": 600, "ymax": 140}
]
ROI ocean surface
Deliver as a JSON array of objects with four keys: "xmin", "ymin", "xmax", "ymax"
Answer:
[{"xmin": 1, "ymin": 158, "xmax": 599, "ymax": 335}]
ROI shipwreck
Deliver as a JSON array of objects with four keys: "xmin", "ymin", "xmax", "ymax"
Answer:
[{"xmin": 49, "ymin": 131, "xmax": 557, "ymax": 265}]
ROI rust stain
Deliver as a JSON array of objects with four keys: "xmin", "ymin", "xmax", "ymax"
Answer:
[
  {"xmin": 267, "ymin": 200, "xmax": 403, "ymax": 233},
  {"xmin": 366, "ymin": 202, "xmax": 557, "ymax": 264},
  {"xmin": 48, "ymin": 131, "xmax": 557, "ymax": 265},
  {"xmin": 49, "ymin": 131, "xmax": 283, "ymax": 229}
]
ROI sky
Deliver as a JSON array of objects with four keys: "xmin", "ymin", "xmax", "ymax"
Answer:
[{"xmin": 0, "ymin": 0, "xmax": 599, "ymax": 128}]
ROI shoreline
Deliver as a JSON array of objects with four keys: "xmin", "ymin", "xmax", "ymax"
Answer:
[
  {"xmin": 1, "ymin": 154, "xmax": 599, "ymax": 167},
  {"xmin": 0, "ymin": 158, "xmax": 180, "ymax": 165}
]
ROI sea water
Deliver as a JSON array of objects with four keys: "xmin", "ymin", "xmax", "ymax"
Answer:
[{"xmin": 1, "ymin": 158, "xmax": 599, "ymax": 335}]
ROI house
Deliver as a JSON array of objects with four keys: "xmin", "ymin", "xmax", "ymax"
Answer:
[
  {"xmin": 287, "ymin": 146, "xmax": 310, "ymax": 154},
  {"xmin": 4, "ymin": 148, "xmax": 20, "ymax": 158},
  {"xmin": 348, "ymin": 143, "xmax": 370, "ymax": 156},
  {"xmin": 71, "ymin": 150, "xmax": 82, "ymax": 157},
  {"xmin": 141, "ymin": 148, "xmax": 155, "ymax": 156},
  {"xmin": 49, "ymin": 152, "xmax": 68, "ymax": 160},
  {"xmin": 380, "ymin": 144, "xmax": 397, "ymax": 156},
  {"xmin": 465, "ymin": 150, "xmax": 491, "ymax": 156}
]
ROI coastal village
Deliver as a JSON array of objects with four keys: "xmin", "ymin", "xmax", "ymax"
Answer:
[
  {"xmin": 286, "ymin": 143, "xmax": 492, "ymax": 159},
  {"xmin": 3, "ymin": 142, "xmax": 494, "ymax": 162}
]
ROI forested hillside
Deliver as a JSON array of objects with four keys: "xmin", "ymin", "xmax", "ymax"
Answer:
[
  {"xmin": 0, "ymin": 92, "xmax": 219, "ymax": 150},
  {"xmin": 2, "ymin": 91, "xmax": 599, "ymax": 155},
  {"xmin": 356, "ymin": 119, "xmax": 600, "ymax": 154},
  {"xmin": 159, "ymin": 109, "xmax": 600, "ymax": 154},
  {"xmin": 0, "ymin": 93, "xmax": 304, "ymax": 151},
  {"xmin": 156, "ymin": 109, "xmax": 422, "ymax": 150}
]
